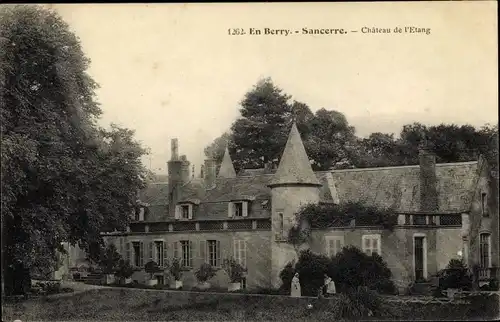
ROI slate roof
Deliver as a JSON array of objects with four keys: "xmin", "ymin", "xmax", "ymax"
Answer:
[
  {"xmin": 218, "ymin": 147, "xmax": 237, "ymax": 178},
  {"xmin": 139, "ymin": 160, "xmax": 479, "ymax": 221},
  {"xmin": 269, "ymin": 122, "xmax": 321, "ymax": 187},
  {"xmin": 329, "ymin": 161, "xmax": 478, "ymax": 213}
]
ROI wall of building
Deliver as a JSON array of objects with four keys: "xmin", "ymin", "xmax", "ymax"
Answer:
[
  {"xmin": 270, "ymin": 185, "xmax": 321, "ymax": 288},
  {"xmin": 468, "ymin": 159, "xmax": 499, "ymax": 279},
  {"xmin": 309, "ymin": 226, "xmax": 462, "ymax": 291},
  {"xmin": 105, "ymin": 230, "xmax": 271, "ymax": 290}
]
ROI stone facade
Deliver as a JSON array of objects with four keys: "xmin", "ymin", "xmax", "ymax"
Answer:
[{"xmin": 64, "ymin": 123, "xmax": 497, "ymax": 293}]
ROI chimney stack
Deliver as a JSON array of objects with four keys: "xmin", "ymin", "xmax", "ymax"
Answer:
[
  {"xmin": 419, "ymin": 148, "xmax": 438, "ymax": 212},
  {"xmin": 180, "ymin": 155, "xmax": 190, "ymax": 184},
  {"xmin": 204, "ymin": 159, "xmax": 216, "ymax": 188},
  {"xmin": 168, "ymin": 139, "xmax": 183, "ymax": 218},
  {"xmin": 171, "ymin": 138, "xmax": 179, "ymax": 161}
]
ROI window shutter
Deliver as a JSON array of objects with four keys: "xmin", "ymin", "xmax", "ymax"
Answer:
[
  {"xmin": 233, "ymin": 240, "xmax": 238, "ymax": 263},
  {"xmin": 149, "ymin": 242, "xmax": 153, "ymax": 262},
  {"xmin": 173, "ymin": 241, "xmax": 179, "ymax": 259},
  {"xmin": 200, "ymin": 240, "xmax": 206, "ymax": 264},
  {"xmin": 139, "ymin": 208, "xmax": 145, "ymax": 221},
  {"xmin": 189, "ymin": 241, "xmax": 194, "ymax": 267},
  {"xmin": 242, "ymin": 202, "xmax": 248, "ymax": 217},
  {"xmin": 125, "ymin": 242, "xmax": 131, "ymax": 264},
  {"xmin": 163, "ymin": 242, "xmax": 168, "ymax": 267},
  {"xmin": 188, "ymin": 204, "xmax": 193, "ymax": 220},
  {"xmin": 228, "ymin": 202, "xmax": 233, "ymax": 217},
  {"xmin": 242, "ymin": 241, "xmax": 247, "ymax": 268},
  {"xmin": 139, "ymin": 242, "xmax": 145, "ymax": 267},
  {"xmin": 216, "ymin": 240, "xmax": 221, "ymax": 267},
  {"xmin": 175, "ymin": 205, "xmax": 181, "ymax": 219}
]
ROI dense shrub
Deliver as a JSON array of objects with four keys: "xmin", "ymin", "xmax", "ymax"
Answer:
[
  {"xmin": 328, "ymin": 246, "xmax": 396, "ymax": 294},
  {"xmin": 195, "ymin": 263, "xmax": 217, "ymax": 283},
  {"xmin": 439, "ymin": 259, "xmax": 472, "ymax": 291},
  {"xmin": 99, "ymin": 244, "xmax": 122, "ymax": 275},
  {"xmin": 295, "ymin": 250, "xmax": 330, "ymax": 296},
  {"xmin": 279, "ymin": 261, "xmax": 296, "ymax": 294}
]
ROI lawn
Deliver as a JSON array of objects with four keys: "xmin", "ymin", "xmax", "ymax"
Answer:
[{"xmin": 2, "ymin": 288, "xmax": 499, "ymax": 321}]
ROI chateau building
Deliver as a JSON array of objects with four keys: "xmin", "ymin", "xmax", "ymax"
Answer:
[{"xmin": 64, "ymin": 123, "xmax": 498, "ymax": 292}]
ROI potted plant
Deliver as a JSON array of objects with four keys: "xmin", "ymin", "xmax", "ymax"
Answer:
[
  {"xmin": 169, "ymin": 257, "xmax": 183, "ymax": 289},
  {"xmin": 116, "ymin": 260, "xmax": 134, "ymax": 285},
  {"xmin": 222, "ymin": 258, "xmax": 246, "ymax": 292},
  {"xmin": 195, "ymin": 263, "xmax": 217, "ymax": 290},
  {"xmin": 144, "ymin": 261, "xmax": 160, "ymax": 286}
]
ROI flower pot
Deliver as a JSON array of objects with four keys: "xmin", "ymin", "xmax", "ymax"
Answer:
[
  {"xmin": 146, "ymin": 278, "xmax": 158, "ymax": 286},
  {"xmin": 104, "ymin": 274, "xmax": 115, "ymax": 285},
  {"xmin": 197, "ymin": 282, "xmax": 211, "ymax": 290},
  {"xmin": 446, "ymin": 288, "xmax": 458, "ymax": 299},
  {"xmin": 170, "ymin": 280, "xmax": 183, "ymax": 289},
  {"xmin": 228, "ymin": 282, "xmax": 241, "ymax": 292}
]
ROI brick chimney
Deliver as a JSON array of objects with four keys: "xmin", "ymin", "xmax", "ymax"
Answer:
[
  {"xmin": 204, "ymin": 158, "xmax": 216, "ymax": 188},
  {"xmin": 180, "ymin": 155, "xmax": 190, "ymax": 184},
  {"xmin": 168, "ymin": 139, "xmax": 183, "ymax": 217},
  {"xmin": 419, "ymin": 148, "xmax": 438, "ymax": 212}
]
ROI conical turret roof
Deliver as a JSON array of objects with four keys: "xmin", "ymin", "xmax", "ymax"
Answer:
[
  {"xmin": 217, "ymin": 146, "xmax": 237, "ymax": 178},
  {"xmin": 269, "ymin": 122, "xmax": 321, "ymax": 187}
]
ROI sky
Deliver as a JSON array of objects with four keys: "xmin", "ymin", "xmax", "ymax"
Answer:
[{"xmin": 51, "ymin": 2, "xmax": 498, "ymax": 174}]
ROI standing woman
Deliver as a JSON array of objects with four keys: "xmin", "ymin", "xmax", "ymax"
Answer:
[
  {"xmin": 324, "ymin": 274, "xmax": 336, "ymax": 297},
  {"xmin": 291, "ymin": 273, "xmax": 301, "ymax": 297}
]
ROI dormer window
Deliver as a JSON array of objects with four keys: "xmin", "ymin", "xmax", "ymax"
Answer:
[
  {"xmin": 175, "ymin": 203, "xmax": 193, "ymax": 220},
  {"xmin": 228, "ymin": 201, "xmax": 249, "ymax": 218},
  {"xmin": 131, "ymin": 207, "xmax": 145, "ymax": 221}
]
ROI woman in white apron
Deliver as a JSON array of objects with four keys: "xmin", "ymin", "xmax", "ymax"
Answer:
[
  {"xmin": 324, "ymin": 274, "xmax": 336, "ymax": 297},
  {"xmin": 290, "ymin": 273, "xmax": 301, "ymax": 297}
]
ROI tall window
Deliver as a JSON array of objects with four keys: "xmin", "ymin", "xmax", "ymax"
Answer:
[
  {"xmin": 278, "ymin": 213, "xmax": 284, "ymax": 237},
  {"xmin": 180, "ymin": 240, "xmax": 192, "ymax": 268},
  {"xmin": 234, "ymin": 202, "xmax": 243, "ymax": 217},
  {"xmin": 207, "ymin": 240, "xmax": 220, "ymax": 267},
  {"xmin": 155, "ymin": 241, "xmax": 164, "ymax": 267},
  {"xmin": 481, "ymin": 193, "xmax": 488, "ymax": 217},
  {"xmin": 326, "ymin": 236, "xmax": 344, "ymax": 257},
  {"xmin": 132, "ymin": 241, "xmax": 144, "ymax": 267},
  {"xmin": 362, "ymin": 234, "xmax": 381, "ymax": 256},
  {"xmin": 479, "ymin": 233, "xmax": 491, "ymax": 269},
  {"xmin": 181, "ymin": 205, "xmax": 190, "ymax": 219},
  {"xmin": 234, "ymin": 240, "xmax": 247, "ymax": 268}
]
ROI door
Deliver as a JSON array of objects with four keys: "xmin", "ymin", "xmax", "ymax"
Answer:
[{"xmin": 414, "ymin": 237, "xmax": 425, "ymax": 281}]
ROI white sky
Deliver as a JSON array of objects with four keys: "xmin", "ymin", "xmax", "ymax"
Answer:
[{"xmin": 51, "ymin": 2, "xmax": 498, "ymax": 174}]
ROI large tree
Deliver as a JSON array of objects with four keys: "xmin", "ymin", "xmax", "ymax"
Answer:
[
  {"xmin": 1, "ymin": 5, "xmax": 147, "ymax": 295},
  {"xmin": 205, "ymin": 78, "xmax": 358, "ymax": 172}
]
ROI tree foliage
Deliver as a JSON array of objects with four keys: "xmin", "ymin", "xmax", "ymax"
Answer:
[
  {"xmin": 205, "ymin": 79, "xmax": 497, "ymax": 173},
  {"xmin": 1, "ymin": 5, "xmax": 147, "ymax": 295},
  {"xmin": 205, "ymin": 78, "xmax": 357, "ymax": 171}
]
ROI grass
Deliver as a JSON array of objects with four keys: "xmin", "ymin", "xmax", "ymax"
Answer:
[{"xmin": 2, "ymin": 288, "xmax": 499, "ymax": 321}]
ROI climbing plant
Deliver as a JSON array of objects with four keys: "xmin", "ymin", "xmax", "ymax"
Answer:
[{"xmin": 294, "ymin": 201, "xmax": 398, "ymax": 231}]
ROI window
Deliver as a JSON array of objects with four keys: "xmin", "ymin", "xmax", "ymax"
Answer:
[
  {"xmin": 413, "ymin": 215, "xmax": 426, "ymax": 225},
  {"xmin": 175, "ymin": 204, "xmax": 193, "ymax": 220},
  {"xmin": 278, "ymin": 213, "xmax": 284, "ymax": 237},
  {"xmin": 154, "ymin": 241, "xmax": 165, "ymax": 267},
  {"xmin": 325, "ymin": 236, "xmax": 344, "ymax": 257},
  {"xmin": 119, "ymin": 238, "xmax": 124, "ymax": 257},
  {"xmin": 481, "ymin": 193, "xmax": 488, "ymax": 217},
  {"xmin": 132, "ymin": 241, "xmax": 144, "ymax": 267},
  {"xmin": 180, "ymin": 240, "xmax": 192, "ymax": 268},
  {"xmin": 234, "ymin": 202, "xmax": 243, "ymax": 217},
  {"xmin": 479, "ymin": 233, "xmax": 491, "ymax": 269},
  {"xmin": 207, "ymin": 240, "xmax": 221, "ymax": 267},
  {"xmin": 134, "ymin": 207, "xmax": 145, "ymax": 221},
  {"xmin": 181, "ymin": 205, "xmax": 190, "ymax": 219},
  {"xmin": 228, "ymin": 201, "xmax": 248, "ymax": 217},
  {"xmin": 240, "ymin": 277, "xmax": 247, "ymax": 290},
  {"xmin": 234, "ymin": 240, "xmax": 247, "ymax": 268},
  {"xmin": 362, "ymin": 234, "xmax": 381, "ymax": 256}
]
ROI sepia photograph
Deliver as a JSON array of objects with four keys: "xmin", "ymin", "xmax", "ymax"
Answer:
[{"xmin": 1, "ymin": 2, "xmax": 498, "ymax": 321}]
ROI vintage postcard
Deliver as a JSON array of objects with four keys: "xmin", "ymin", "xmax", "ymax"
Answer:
[{"xmin": 1, "ymin": 2, "xmax": 498, "ymax": 321}]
